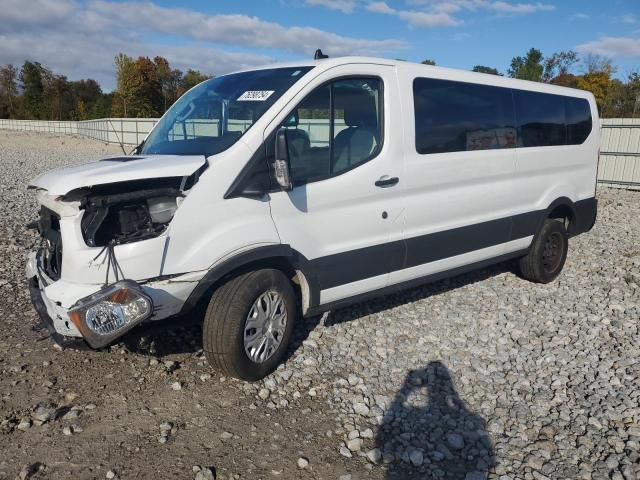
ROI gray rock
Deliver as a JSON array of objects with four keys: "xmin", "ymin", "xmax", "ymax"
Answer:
[
  {"xmin": 194, "ymin": 467, "xmax": 214, "ymax": 480},
  {"xmin": 366, "ymin": 448, "xmax": 382, "ymax": 464},
  {"xmin": 346, "ymin": 438, "xmax": 362, "ymax": 452},
  {"xmin": 339, "ymin": 446, "xmax": 353, "ymax": 458},
  {"xmin": 446, "ymin": 432, "xmax": 464, "ymax": 450},
  {"xmin": 409, "ymin": 449, "xmax": 424, "ymax": 467}
]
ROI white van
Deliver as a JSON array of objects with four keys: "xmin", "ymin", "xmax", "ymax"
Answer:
[{"xmin": 27, "ymin": 56, "xmax": 599, "ymax": 380}]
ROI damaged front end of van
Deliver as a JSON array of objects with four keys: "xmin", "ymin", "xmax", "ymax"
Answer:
[{"xmin": 26, "ymin": 155, "xmax": 208, "ymax": 348}]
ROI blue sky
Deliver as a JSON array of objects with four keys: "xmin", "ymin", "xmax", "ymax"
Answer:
[{"xmin": 1, "ymin": 0, "xmax": 638, "ymax": 90}]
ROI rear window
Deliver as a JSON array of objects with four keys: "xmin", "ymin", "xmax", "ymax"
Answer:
[
  {"xmin": 565, "ymin": 96, "xmax": 592, "ymax": 145},
  {"xmin": 413, "ymin": 78, "xmax": 516, "ymax": 155},
  {"xmin": 513, "ymin": 90, "xmax": 566, "ymax": 147},
  {"xmin": 413, "ymin": 77, "xmax": 592, "ymax": 153}
]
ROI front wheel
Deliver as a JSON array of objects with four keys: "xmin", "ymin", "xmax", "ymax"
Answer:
[
  {"xmin": 203, "ymin": 269, "xmax": 296, "ymax": 381},
  {"xmin": 518, "ymin": 219, "xmax": 569, "ymax": 283}
]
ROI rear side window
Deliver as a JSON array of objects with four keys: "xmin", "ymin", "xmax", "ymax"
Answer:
[
  {"xmin": 413, "ymin": 78, "xmax": 516, "ymax": 155},
  {"xmin": 513, "ymin": 90, "xmax": 566, "ymax": 147},
  {"xmin": 565, "ymin": 97, "xmax": 592, "ymax": 145}
]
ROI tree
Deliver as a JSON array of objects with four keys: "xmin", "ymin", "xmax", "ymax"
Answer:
[
  {"xmin": 508, "ymin": 48, "xmax": 544, "ymax": 82},
  {"xmin": 576, "ymin": 56, "xmax": 616, "ymax": 116},
  {"xmin": 71, "ymin": 79, "xmax": 103, "ymax": 120},
  {"xmin": 154, "ymin": 56, "xmax": 182, "ymax": 112},
  {"xmin": 180, "ymin": 69, "xmax": 211, "ymax": 93},
  {"xmin": 421, "ymin": 59, "xmax": 436, "ymax": 66},
  {"xmin": 627, "ymin": 72, "xmax": 640, "ymax": 117},
  {"xmin": 134, "ymin": 56, "xmax": 163, "ymax": 116},
  {"xmin": 472, "ymin": 65, "xmax": 501, "ymax": 75},
  {"xmin": 113, "ymin": 53, "xmax": 142, "ymax": 117},
  {"xmin": 542, "ymin": 50, "xmax": 578, "ymax": 84},
  {"xmin": 0, "ymin": 64, "xmax": 19, "ymax": 118},
  {"xmin": 20, "ymin": 61, "xmax": 46, "ymax": 119}
]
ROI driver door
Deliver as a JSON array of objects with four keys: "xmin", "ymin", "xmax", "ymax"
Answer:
[{"xmin": 267, "ymin": 64, "xmax": 405, "ymax": 306}]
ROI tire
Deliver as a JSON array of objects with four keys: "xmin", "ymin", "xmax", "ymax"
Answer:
[
  {"xmin": 518, "ymin": 219, "xmax": 569, "ymax": 283},
  {"xmin": 202, "ymin": 269, "xmax": 296, "ymax": 381}
]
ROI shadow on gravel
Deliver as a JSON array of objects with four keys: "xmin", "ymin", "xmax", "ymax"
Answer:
[{"xmin": 377, "ymin": 361, "xmax": 495, "ymax": 480}]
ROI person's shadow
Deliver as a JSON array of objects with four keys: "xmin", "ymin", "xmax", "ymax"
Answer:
[{"xmin": 376, "ymin": 361, "xmax": 495, "ymax": 479}]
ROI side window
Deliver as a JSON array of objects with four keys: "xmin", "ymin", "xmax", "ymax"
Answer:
[
  {"xmin": 332, "ymin": 79, "xmax": 382, "ymax": 174},
  {"xmin": 413, "ymin": 78, "xmax": 516, "ymax": 155},
  {"xmin": 282, "ymin": 78, "xmax": 382, "ymax": 186},
  {"xmin": 514, "ymin": 90, "xmax": 566, "ymax": 147},
  {"xmin": 285, "ymin": 84, "xmax": 331, "ymax": 184},
  {"xmin": 565, "ymin": 97, "xmax": 592, "ymax": 145}
]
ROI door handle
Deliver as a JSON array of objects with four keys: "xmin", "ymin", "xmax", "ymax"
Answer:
[{"xmin": 375, "ymin": 176, "xmax": 399, "ymax": 188}]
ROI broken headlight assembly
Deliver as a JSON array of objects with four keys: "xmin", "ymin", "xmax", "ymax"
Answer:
[{"xmin": 69, "ymin": 280, "xmax": 152, "ymax": 348}]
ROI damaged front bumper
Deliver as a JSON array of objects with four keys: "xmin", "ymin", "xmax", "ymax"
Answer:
[{"xmin": 26, "ymin": 249, "xmax": 206, "ymax": 349}]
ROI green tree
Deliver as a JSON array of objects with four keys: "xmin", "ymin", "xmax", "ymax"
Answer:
[
  {"xmin": 421, "ymin": 59, "xmax": 436, "ymax": 66},
  {"xmin": 508, "ymin": 48, "xmax": 544, "ymax": 82},
  {"xmin": 0, "ymin": 64, "xmax": 19, "ymax": 118},
  {"xmin": 20, "ymin": 61, "xmax": 46, "ymax": 119},
  {"xmin": 113, "ymin": 53, "xmax": 142, "ymax": 117},
  {"xmin": 71, "ymin": 78, "xmax": 103, "ymax": 119},
  {"xmin": 472, "ymin": 65, "xmax": 501, "ymax": 75},
  {"xmin": 543, "ymin": 50, "xmax": 579, "ymax": 84},
  {"xmin": 180, "ymin": 69, "xmax": 211, "ymax": 93},
  {"xmin": 43, "ymin": 73, "xmax": 74, "ymax": 120},
  {"xmin": 626, "ymin": 72, "xmax": 640, "ymax": 117}
]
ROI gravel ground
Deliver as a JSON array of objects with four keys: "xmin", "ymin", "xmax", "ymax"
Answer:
[{"xmin": 0, "ymin": 130, "xmax": 639, "ymax": 480}]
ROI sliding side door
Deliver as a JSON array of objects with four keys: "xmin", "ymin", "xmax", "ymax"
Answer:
[{"xmin": 389, "ymin": 74, "xmax": 520, "ymax": 287}]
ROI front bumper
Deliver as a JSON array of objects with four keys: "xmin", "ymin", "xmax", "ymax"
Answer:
[{"xmin": 26, "ymin": 249, "xmax": 206, "ymax": 348}]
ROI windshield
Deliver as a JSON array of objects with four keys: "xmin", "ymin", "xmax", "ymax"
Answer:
[{"xmin": 140, "ymin": 66, "xmax": 313, "ymax": 156}]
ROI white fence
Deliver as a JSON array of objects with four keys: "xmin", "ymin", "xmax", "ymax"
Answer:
[
  {"xmin": 0, "ymin": 118, "xmax": 158, "ymax": 147},
  {"xmin": 1, "ymin": 117, "xmax": 639, "ymax": 188},
  {"xmin": 598, "ymin": 118, "xmax": 640, "ymax": 189}
]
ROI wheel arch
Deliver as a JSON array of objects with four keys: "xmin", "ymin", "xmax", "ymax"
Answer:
[
  {"xmin": 179, "ymin": 245, "xmax": 320, "ymax": 318},
  {"xmin": 539, "ymin": 197, "xmax": 578, "ymax": 236},
  {"xmin": 546, "ymin": 197, "xmax": 576, "ymax": 233}
]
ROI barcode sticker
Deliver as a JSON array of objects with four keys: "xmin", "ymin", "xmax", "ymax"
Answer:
[{"xmin": 237, "ymin": 90, "xmax": 275, "ymax": 101}]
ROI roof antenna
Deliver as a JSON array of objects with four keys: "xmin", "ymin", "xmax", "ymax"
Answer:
[{"xmin": 314, "ymin": 49, "xmax": 329, "ymax": 60}]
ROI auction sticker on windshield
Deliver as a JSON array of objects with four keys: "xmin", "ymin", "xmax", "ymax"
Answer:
[{"xmin": 237, "ymin": 90, "xmax": 275, "ymax": 101}]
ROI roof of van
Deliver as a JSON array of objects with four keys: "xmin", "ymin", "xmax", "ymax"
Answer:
[{"xmin": 233, "ymin": 55, "xmax": 593, "ymax": 99}]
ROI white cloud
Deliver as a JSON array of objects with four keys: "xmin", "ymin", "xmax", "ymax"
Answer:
[
  {"xmin": 576, "ymin": 37, "xmax": 640, "ymax": 58},
  {"xmin": 367, "ymin": 0, "xmax": 554, "ymax": 27},
  {"xmin": 397, "ymin": 9, "xmax": 461, "ymax": 27},
  {"xmin": 0, "ymin": 0, "xmax": 406, "ymax": 90},
  {"xmin": 569, "ymin": 12, "xmax": 589, "ymax": 21},
  {"xmin": 366, "ymin": 2, "xmax": 460, "ymax": 27},
  {"xmin": 621, "ymin": 14, "xmax": 636, "ymax": 25},
  {"xmin": 367, "ymin": 1, "xmax": 395, "ymax": 14},
  {"xmin": 306, "ymin": 0, "xmax": 357, "ymax": 13},
  {"xmin": 487, "ymin": 1, "xmax": 554, "ymax": 14}
]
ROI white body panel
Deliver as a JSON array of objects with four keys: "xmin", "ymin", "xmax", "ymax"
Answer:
[{"xmin": 30, "ymin": 154, "xmax": 206, "ymax": 195}]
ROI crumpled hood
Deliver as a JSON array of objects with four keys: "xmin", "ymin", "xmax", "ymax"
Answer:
[{"xmin": 29, "ymin": 154, "xmax": 207, "ymax": 195}]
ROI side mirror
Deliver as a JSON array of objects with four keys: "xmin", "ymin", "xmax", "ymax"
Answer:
[{"xmin": 274, "ymin": 128, "xmax": 293, "ymax": 191}]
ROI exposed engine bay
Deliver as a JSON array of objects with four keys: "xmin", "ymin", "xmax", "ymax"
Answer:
[{"xmin": 64, "ymin": 175, "xmax": 197, "ymax": 247}]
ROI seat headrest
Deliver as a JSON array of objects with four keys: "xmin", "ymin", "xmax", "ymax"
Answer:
[{"xmin": 338, "ymin": 91, "xmax": 378, "ymax": 128}]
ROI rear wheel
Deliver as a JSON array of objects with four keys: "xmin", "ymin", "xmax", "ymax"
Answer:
[
  {"xmin": 518, "ymin": 219, "xmax": 568, "ymax": 283},
  {"xmin": 203, "ymin": 269, "xmax": 296, "ymax": 381}
]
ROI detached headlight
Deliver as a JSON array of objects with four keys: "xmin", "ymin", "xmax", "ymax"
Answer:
[{"xmin": 69, "ymin": 280, "xmax": 153, "ymax": 348}]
